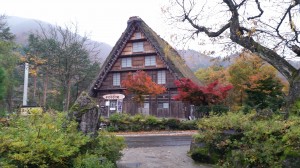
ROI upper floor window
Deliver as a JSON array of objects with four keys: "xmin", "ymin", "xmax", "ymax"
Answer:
[
  {"xmin": 135, "ymin": 32, "xmax": 141, "ymax": 39},
  {"xmin": 132, "ymin": 42, "xmax": 144, "ymax": 52},
  {"xmin": 157, "ymin": 70, "xmax": 166, "ymax": 84},
  {"xmin": 145, "ymin": 56, "xmax": 156, "ymax": 66},
  {"xmin": 113, "ymin": 73, "xmax": 120, "ymax": 86},
  {"xmin": 122, "ymin": 57, "xmax": 132, "ymax": 68}
]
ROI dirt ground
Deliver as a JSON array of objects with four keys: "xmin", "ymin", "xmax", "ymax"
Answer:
[{"xmin": 117, "ymin": 145, "xmax": 211, "ymax": 168}]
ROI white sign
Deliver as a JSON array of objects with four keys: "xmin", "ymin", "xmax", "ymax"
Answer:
[{"xmin": 103, "ymin": 94, "xmax": 125, "ymax": 100}]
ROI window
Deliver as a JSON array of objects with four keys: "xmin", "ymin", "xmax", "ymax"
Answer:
[
  {"xmin": 110, "ymin": 100, "xmax": 117, "ymax": 108},
  {"xmin": 132, "ymin": 42, "xmax": 144, "ymax": 52},
  {"xmin": 158, "ymin": 102, "xmax": 169, "ymax": 109},
  {"xmin": 113, "ymin": 73, "xmax": 120, "ymax": 86},
  {"xmin": 149, "ymin": 71, "xmax": 156, "ymax": 81},
  {"xmin": 145, "ymin": 56, "xmax": 156, "ymax": 66},
  {"xmin": 144, "ymin": 102, "xmax": 149, "ymax": 109},
  {"xmin": 122, "ymin": 58, "xmax": 132, "ymax": 68},
  {"xmin": 157, "ymin": 70, "xmax": 166, "ymax": 84},
  {"xmin": 135, "ymin": 32, "xmax": 141, "ymax": 39}
]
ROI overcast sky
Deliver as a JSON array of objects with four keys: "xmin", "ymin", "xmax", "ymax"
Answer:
[{"xmin": 0, "ymin": 0, "xmax": 177, "ymax": 48}]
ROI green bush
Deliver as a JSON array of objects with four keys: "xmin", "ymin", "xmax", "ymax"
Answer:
[
  {"xmin": 88, "ymin": 131, "xmax": 126, "ymax": 163},
  {"xmin": 73, "ymin": 153, "xmax": 114, "ymax": 168},
  {"xmin": 109, "ymin": 113, "xmax": 127, "ymax": 125},
  {"xmin": 105, "ymin": 113, "xmax": 197, "ymax": 132},
  {"xmin": 145, "ymin": 115, "xmax": 160, "ymax": 130},
  {"xmin": 179, "ymin": 120, "xmax": 197, "ymax": 130},
  {"xmin": 165, "ymin": 118, "xmax": 180, "ymax": 130},
  {"xmin": 190, "ymin": 112, "xmax": 300, "ymax": 167},
  {"xmin": 0, "ymin": 112, "xmax": 125, "ymax": 168}
]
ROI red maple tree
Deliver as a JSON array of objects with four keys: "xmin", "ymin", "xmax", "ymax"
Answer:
[
  {"xmin": 122, "ymin": 71, "xmax": 166, "ymax": 104},
  {"xmin": 173, "ymin": 78, "xmax": 233, "ymax": 106}
]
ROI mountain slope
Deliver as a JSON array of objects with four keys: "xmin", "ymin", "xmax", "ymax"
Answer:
[{"xmin": 6, "ymin": 16, "xmax": 112, "ymax": 62}]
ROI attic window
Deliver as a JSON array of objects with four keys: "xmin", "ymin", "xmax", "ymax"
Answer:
[
  {"xmin": 135, "ymin": 32, "xmax": 141, "ymax": 39},
  {"xmin": 145, "ymin": 56, "xmax": 156, "ymax": 66},
  {"xmin": 132, "ymin": 42, "xmax": 144, "ymax": 52}
]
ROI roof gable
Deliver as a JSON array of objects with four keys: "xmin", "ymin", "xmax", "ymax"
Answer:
[{"xmin": 89, "ymin": 16, "xmax": 202, "ymax": 96}]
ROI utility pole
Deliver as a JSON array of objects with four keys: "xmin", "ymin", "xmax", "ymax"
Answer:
[{"xmin": 23, "ymin": 62, "xmax": 29, "ymax": 106}]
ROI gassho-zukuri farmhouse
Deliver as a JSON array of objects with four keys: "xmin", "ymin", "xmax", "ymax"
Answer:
[{"xmin": 89, "ymin": 16, "xmax": 202, "ymax": 119}]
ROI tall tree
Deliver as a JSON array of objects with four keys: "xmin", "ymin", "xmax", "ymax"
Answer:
[
  {"xmin": 26, "ymin": 23, "xmax": 101, "ymax": 111},
  {"xmin": 0, "ymin": 67, "xmax": 6, "ymax": 100},
  {"xmin": 195, "ymin": 65, "xmax": 228, "ymax": 85},
  {"xmin": 0, "ymin": 15, "xmax": 20, "ymax": 112},
  {"xmin": 245, "ymin": 76, "xmax": 285, "ymax": 111},
  {"xmin": 228, "ymin": 52, "xmax": 286, "ymax": 106},
  {"xmin": 166, "ymin": 0, "xmax": 300, "ymax": 108},
  {"xmin": 0, "ymin": 15, "xmax": 14, "ymax": 41}
]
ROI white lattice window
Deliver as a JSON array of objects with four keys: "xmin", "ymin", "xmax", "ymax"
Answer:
[
  {"xmin": 135, "ymin": 32, "xmax": 141, "ymax": 39},
  {"xmin": 132, "ymin": 42, "xmax": 144, "ymax": 52},
  {"xmin": 157, "ymin": 70, "xmax": 166, "ymax": 84},
  {"xmin": 122, "ymin": 57, "xmax": 132, "ymax": 68},
  {"xmin": 145, "ymin": 56, "xmax": 156, "ymax": 66},
  {"xmin": 113, "ymin": 73, "xmax": 120, "ymax": 86}
]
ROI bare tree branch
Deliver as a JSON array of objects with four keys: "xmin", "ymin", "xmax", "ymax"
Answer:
[
  {"xmin": 275, "ymin": 3, "xmax": 298, "ymax": 40},
  {"xmin": 247, "ymin": 0, "xmax": 264, "ymax": 20}
]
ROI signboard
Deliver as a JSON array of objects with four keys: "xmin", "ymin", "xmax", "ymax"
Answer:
[
  {"xmin": 20, "ymin": 106, "xmax": 43, "ymax": 116},
  {"xmin": 103, "ymin": 94, "xmax": 125, "ymax": 100}
]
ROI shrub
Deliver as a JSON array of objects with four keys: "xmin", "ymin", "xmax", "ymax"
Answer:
[
  {"xmin": 73, "ymin": 153, "xmax": 114, "ymax": 168},
  {"xmin": 105, "ymin": 114, "xmax": 197, "ymax": 132},
  {"xmin": 109, "ymin": 113, "xmax": 127, "ymax": 125},
  {"xmin": 87, "ymin": 131, "xmax": 126, "ymax": 163},
  {"xmin": 179, "ymin": 120, "xmax": 197, "ymax": 130},
  {"xmin": 145, "ymin": 115, "xmax": 160, "ymax": 130},
  {"xmin": 0, "ymin": 112, "xmax": 125, "ymax": 167},
  {"xmin": 165, "ymin": 118, "xmax": 180, "ymax": 130},
  {"xmin": 190, "ymin": 112, "xmax": 300, "ymax": 167}
]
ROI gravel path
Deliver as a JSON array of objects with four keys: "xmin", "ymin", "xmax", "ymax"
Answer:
[{"xmin": 117, "ymin": 145, "xmax": 211, "ymax": 168}]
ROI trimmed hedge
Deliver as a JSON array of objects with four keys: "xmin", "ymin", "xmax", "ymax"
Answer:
[{"xmin": 102, "ymin": 113, "xmax": 197, "ymax": 132}]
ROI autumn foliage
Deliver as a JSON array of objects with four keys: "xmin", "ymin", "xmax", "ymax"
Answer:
[
  {"xmin": 122, "ymin": 71, "xmax": 166, "ymax": 103},
  {"xmin": 173, "ymin": 78, "xmax": 233, "ymax": 106}
]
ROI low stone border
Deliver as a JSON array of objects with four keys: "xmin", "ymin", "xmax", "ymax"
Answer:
[{"xmin": 115, "ymin": 130, "xmax": 198, "ymax": 137}]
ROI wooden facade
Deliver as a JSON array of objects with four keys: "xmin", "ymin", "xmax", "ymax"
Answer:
[{"xmin": 90, "ymin": 16, "xmax": 202, "ymax": 119}]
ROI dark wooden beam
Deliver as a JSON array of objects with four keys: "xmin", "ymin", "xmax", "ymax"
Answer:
[
  {"xmin": 119, "ymin": 52, "xmax": 157, "ymax": 57},
  {"xmin": 127, "ymin": 38, "xmax": 147, "ymax": 43},
  {"xmin": 110, "ymin": 66, "xmax": 167, "ymax": 72}
]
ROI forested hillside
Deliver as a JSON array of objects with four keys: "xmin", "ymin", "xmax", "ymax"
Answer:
[{"xmin": 0, "ymin": 16, "xmax": 110, "ymax": 113}]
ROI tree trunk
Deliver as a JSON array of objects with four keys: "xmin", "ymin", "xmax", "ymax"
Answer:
[
  {"xmin": 33, "ymin": 76, "xmax": 37, "ymax": 104},
  {"xmin": 287, "ymin": 74, "xmax": 300, "ymax": 107},
  {"xmin": 5, "ymin": 87, "xmax": 13, "ymax": 113},
  {"xmin": 65, "ymin": 80, "xmax": 71, "ymax": 111},
  {"xmin": 42, "ymin": 73, "xmax": 48, "ymax": 107}
]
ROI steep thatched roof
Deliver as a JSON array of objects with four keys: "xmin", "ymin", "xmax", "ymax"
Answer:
[
  {"xmin": 89, "ymin": 16, "xmax": 202, "ymax": 96},
  {"xmin": 137, "ymin": 18, "xmax": 201, "ymax": 86}
]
